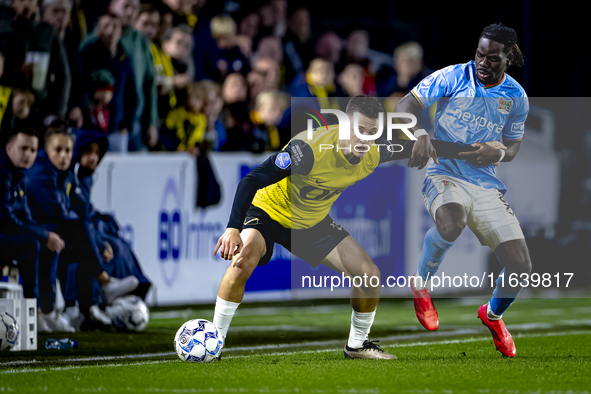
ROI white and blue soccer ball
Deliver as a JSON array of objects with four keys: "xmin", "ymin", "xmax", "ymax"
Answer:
[
  {"xmin": 174, "ymin": 319, "xmax": 223, "ymax": 363},
  {"xmin": 0, "ymin": 311, "xmax": 19, "ymax": 351},
  {"xmin": 105, "ymin": 295, "xmax": 150, "ymax": 331}
]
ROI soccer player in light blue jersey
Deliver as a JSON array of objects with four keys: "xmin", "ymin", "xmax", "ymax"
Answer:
[{"xmin": 395, "ymin": 23, "xmax": 530, "ymax": 357}]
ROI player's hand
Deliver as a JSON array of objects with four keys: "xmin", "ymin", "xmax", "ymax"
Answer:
[
  {"xmin": 408, "ymin": 135, "xmax": 439, "ymax": 170},
  {"xmin": 459, "ymin": 142, "xmax": 504, "ymax": 166},
  {"xmin": 47, "ymin": 232, "xmax": 65, "ymax": 253},
  {"xmin": 214, "ymin": 228, "xmax": 243, "ymax": 261},
  {"xmin": 103, "ymin": 241, "xmax": 114, "ymax": 262}
]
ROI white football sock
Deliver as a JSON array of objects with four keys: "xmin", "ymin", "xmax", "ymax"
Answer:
[
  {"xmin": 413, "ymin": 273, "xmax": 430, "ymax": 291},
  {"xmin": 347, "ymin": 309, "xmax": 375, "ymax": 348},
  {"xmin": 213, "ymin": 296, "xmax": 240, "ymax": 339},
  {"xmin": 487, "ymin": 302, "xmax": 502, "ymax": 321}
]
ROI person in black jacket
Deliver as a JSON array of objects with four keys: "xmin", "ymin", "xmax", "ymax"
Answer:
[
  {"xmin": 0, "ymin": 126, "xmax": 65, "ymax": 332},
  {"xmin": 26, "ymin": 124, "xmax": 138, "ymax": 331},
  {"xmin": 69, "ymin": 129, "xmax": 151, "ymax": 300}
]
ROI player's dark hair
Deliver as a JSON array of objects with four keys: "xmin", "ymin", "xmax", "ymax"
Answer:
[
  {"xmin": 479, "ymin": 23, "xmax": 524, "ymax": 69},
  {"xmin": 44, "ymin": 122, "xmax": 73, "ymax": 146},
  {"xmin": 6, "ymin": 124, "xmax": 38, "ymax": 144},
  {"xmin": 345, "ymin": 95, "xmax": 384, "ymax": 119}
]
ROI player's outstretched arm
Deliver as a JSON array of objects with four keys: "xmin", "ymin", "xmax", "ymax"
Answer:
[
  {"xmin": 394, "ymin": 93, "xmax": 438, "ymax": 170},
  {"xmin": 215, "ymin": 141, "xmax": 314, "ymax": 260}
]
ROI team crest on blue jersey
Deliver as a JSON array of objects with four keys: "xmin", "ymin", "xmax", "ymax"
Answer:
[
  {"xmin": 275, "ymin": 152, "xmax": 291, "ymax": 170},
  {"xmin": 497, "ymin": 98, "xmax": 513, "ymax": 115}
]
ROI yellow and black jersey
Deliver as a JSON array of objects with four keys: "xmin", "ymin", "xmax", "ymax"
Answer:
[{"xmin": 226, "ymin": 127, "xmax": 475, "ymax": 231}]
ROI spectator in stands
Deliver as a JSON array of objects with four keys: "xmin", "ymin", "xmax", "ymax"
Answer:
[
  {"xmin": 199, "ymin": 80, "xmax": 225, "ymax": 151},
  {"xmin": 69, "ymin": 129, "xmax": 151, "ymax": 302},
  {"xmin": 133, "ymin": 2, "xmax": 159, "ymax": 40},
  {"xmin": 251, "ymin": 90, "xmax": 288, "ymax": 152},
  {"xmin": 255, "ymin": 36, "xmax": 283, "ymax": 67},
  {"xmin": 81, "ymin": 0, "xmax": 159, "ymax": 152},
  {"xmin": 247, "ymin": 56, "xmax": 281, "ymax": 101},
  {"xmin": 81, "ymin": 69, "xmax": 116, "ymax": 135},
  {"xmin": 42, "ymin": 0, "xmax": 71, "ymax": 40},
  {"xmin": 220, "ymin": 73, "xmax": 255, "ymax": 151},
  {"xmin": 137, "ymin": 4, "xmax": 176, "ymax": 121},
  {"xmin": 162, "ymin": 24, "xmax": 194, "ymax": 109},
  {"xmin": 210, "ymin": 14, "xmax": 250, "ymax": 82},
  {"xmin": 0, "ymin": 0, "xmax": 70, "ymax": 130},
  {"xmin": 26, "ymin": 124, "xmax": 139, "ymax": 331},
  {"xmin": 338, "ymin": 63, "xmax": 364, "ymax": 97},
  {"xmin": 315, "ymin": 32, "xmax": 342, "ymax": 65},
  {"xmin": 78, "ymin": 14, "xmax": 136, "ymax": 149},
  {"xmin": 161, "ymin": 81, "xmax": 207, "ymax": 154},
  {"xmin": 41, "ymin": 0, "xmax": 86, "ymax": 130},
  {"xmin": 238, "ymin": 10, "xmax": 259, "ymax": 41},
  {"xmin": 0, "ymin": 84, "xmax": 36, "ymax": 146},
  {"xmin": 0, "ymin": 127, "xmax": 65, "ymax": 332},
  {"xmin": 162, "ymin": 0, "xmax": 198, "ymax": 30},
  {"xmin": 338, "ymin": 29, "xmax": 375, "ymax": 95},
  {"xmin": 375, "ymin": 41, "xmax": 430, "ymax": 97},
  {"xmin": 291, "ymin": 58, "xmax": 340, "ymax": 105},
  {"xmin": 393, "ymin": 41, "xmax": 429, "ymax": 92},
  {"xmin": 282, "ymin": 7, "xmax": 313, "ymax": 86}
]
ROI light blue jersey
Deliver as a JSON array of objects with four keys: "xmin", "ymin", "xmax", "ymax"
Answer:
[{"xmin": 411, "ymin": 61, "xmax": 528, "ymax": 193}]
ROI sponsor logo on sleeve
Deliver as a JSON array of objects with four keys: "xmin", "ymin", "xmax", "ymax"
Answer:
[
  {"xmin": 291, "ymin": 144, "xmax": 303, "ymax": 166},
  {"xmin": 275, "ymin": 152, "xmax": 291, "ymax": 170},
  {"xmin": 511, "ymin": 122, "xmax": 525, "ymax": 132}
]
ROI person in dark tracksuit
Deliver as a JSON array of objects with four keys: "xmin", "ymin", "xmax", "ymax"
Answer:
[
  {"xmin": 70, "ymin": 129, "xmax": 151, "ymax": 300},
  {"xmin": 0, "ymin": 127, "xmax": 65, "ymax": 333},
  {"xmin": 62, "ymin": 129, "xmax": 152, "ymax": 312},
  {"xmin": 26, "ymin": 124, "xmax": 138, "ymax": 331}
]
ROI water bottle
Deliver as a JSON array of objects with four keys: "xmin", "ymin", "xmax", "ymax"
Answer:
[{"xmin": 45, "ymin": 338, "xmax": 78, "ymax": 350}]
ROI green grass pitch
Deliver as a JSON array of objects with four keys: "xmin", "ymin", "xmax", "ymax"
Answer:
[{"xmin": 1, "ymin": 297, "xmax": 590, "ymax": 393}]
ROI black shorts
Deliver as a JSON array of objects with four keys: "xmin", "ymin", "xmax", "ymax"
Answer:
[{"xmin": 242, "ymin": 206, "xmax": 350, "ymax": 267}]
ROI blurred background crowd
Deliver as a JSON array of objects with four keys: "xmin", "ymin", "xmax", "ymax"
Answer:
[{"xmin": 0, "ymin": 0, "xmax": 451, "ymax": 155}]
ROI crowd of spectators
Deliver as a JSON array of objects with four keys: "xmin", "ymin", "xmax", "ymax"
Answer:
[
  {"xmin": 0, "ymin": 0, "xmax": 432, "ymax": 155},
  {"xmin": 0, "ymin": 0, "xmax": 434, "ymax": 332}
]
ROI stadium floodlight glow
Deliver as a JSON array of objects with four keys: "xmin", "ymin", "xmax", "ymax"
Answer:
[{"xmin": 306, "ymin": 109, "xmax": 418, "ymax": 141}]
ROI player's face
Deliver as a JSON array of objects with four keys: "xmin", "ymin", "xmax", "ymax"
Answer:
[
  {"xmin": 6, "ymin": 133, "xmax": 38, "ymax": 169},
  {"xmin": 347, "ymin": 113, "xmax": 379, "ymax": 158},
  {"xmin": 475, "ymin": 38, "xmax": 507, "ymax": 85},
  {"xmin": 46, "ymin": 135, "xmax": 74, "ymax": 171},
  {"xmin": 80, "ymin": 143, "xmax": 101, "ymax": 172}
]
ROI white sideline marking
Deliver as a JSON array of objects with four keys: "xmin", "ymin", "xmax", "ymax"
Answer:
[
  {"xmin": 150, "ymin": 305, "xmax": 349, "ymax": 320},
  {"xmin": 0, "ymin": 360, "xmax": 174, "ymax": 374},
  {"xmin": 2, "ymin": 330, "xmax": 590, "ymax": 374}
]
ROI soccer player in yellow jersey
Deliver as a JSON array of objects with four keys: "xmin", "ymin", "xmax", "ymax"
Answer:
[{"xmin": 213, "ymin": 95, "xmax": 474, "ymax": 359}]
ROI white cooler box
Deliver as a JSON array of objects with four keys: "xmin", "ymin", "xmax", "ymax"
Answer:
[{"xmin": 0, "ymin": 297, "xmax": 38, "ymax": 351}]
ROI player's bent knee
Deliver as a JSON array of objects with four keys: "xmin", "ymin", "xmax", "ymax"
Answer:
[
  {"xmin": 227, "ymin": 246, "xmax": 261, "ymax": 283},
  {"xmin": 436, "ymin": 219, "xmax": 466, "ymax": 242},
  {"xmin": 517, "ymin": 256, "xmax": 532, "ymax": 276}
]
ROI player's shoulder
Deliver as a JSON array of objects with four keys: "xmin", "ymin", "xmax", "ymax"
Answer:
[
  {"xmin": 417, "ymin": 62, "xmax": 473, "ymax": 92},
  {"xmin": 502, "ymin": 73, "xmax": 528, "ymax": 98},
  {"xmin": 433, "ymin": 62, "xmax": 474, "ymax": 81},
  {"xmin": 291, "ymin": 125, "xmax": 339, "ymax": 149}
]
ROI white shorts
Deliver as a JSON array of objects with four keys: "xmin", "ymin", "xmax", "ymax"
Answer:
[{"xmin": 422, "ymin": 175, "xmax": 524, "ymax": 251}]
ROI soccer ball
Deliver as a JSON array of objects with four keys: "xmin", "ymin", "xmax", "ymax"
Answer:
[
  {"xmin": 0, "ymin": 312, "xmax": 19, "ymax": 351},
  {"xmin": 105, "ymin": 295, "xmax": 150, "ymax": 331},
  {"xmin": 174, "ymin": 319, "xmax": 223, "ymax": 363}
]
